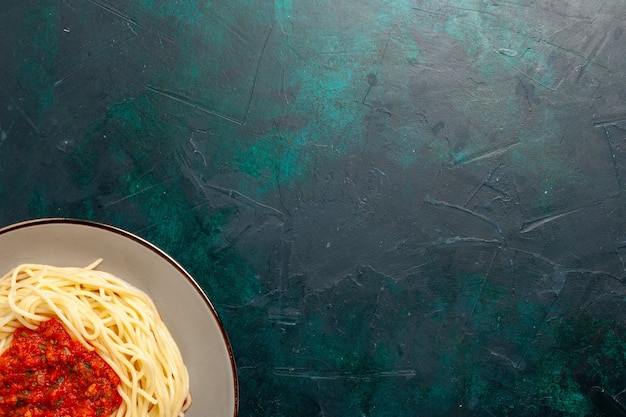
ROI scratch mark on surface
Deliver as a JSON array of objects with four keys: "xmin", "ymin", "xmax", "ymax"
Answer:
[
  {"xmin": 510, "ymin": 247, "xmax": 625, "ymax": 284},
  {"xmin": 182, "ymin": 165, "xmax": 284, "ymax": 216},
  {"xmin": 514, "ymin": 67, "xmax": 559, "ymax": 91},
  {"xmin": 204, "ymin": 183, "xmax": 284, "ymax": 216},
  {"xmin": 463, "ymin": 163, "xmax": 502, "ymax": 207},
  {"xmin": 516, "ymin": 75, "xmax": 537, "ymax": 108},
  {"xmin": 413, "ymin": 2, "xmax": 607, "ymax": 83},
  {"xmin": 280, "ymin": 65, "xmax": 290, "ymax": 104},
  {"xmin": 576, "ymin": 33, "xmax": 609, "ymax": 82},
  {"xmin": 126, "ymin": 21, "xmax": 138, "ymax": 36},
  {"xmin": 86, "ymin": 0, "xmax": 174, "ymax": 42},
  {"xmin": 103, "ymin": 181, "xmax": 170, "ymax": 208},
  {"xmin": 484, "ymin": 346, "xmax": 527, "ymax": 370},
  {"xmin": 465, "ymin": 250, "xmax": 498, "ymax": 329},
  {"xmin": 541, "ymin": 38, "xmax": 610, "ymax": 71},
  {"xmin": 151, "ymin": 22, "xmax": 273, "ymax": 126},
  {"xmin": 362, "ymin": 31, "xmax": 391, "ymax": 105},
  {"xmin": 449, "ymin": 5, "xmax": 502, "ymax": 20},
  {"xmin": 224, "ymin": 23, "xmax": 254, "ymax": 51},
  {"xmin": 86, "ymin": 0, "xmax": 142, "ymax": 29},
  {"xmin": 424, "ymin": 195, "xmax": 507, "ymax": 247},
  {"xmin": 267, "ymin": 309, "xmax": 300, "ymax": 326},
  {"xmin": 54, "ymin": 35, "xmax": 135, "ymax": 87},
  {"xmin": 600, "ymin": 203, "xmax": 626, "ymax": 274},
  {"xmin": 136, "ymin": 204, "xmax": 209, "ymax": 235},
  {"xmin": 592, "ymin": 115, "xmax": 626, "ymax": 128},
  {"xmin": 451, "ymin": 143, "xmax": 519, "ymax": 167},
  {"xmin": 0, "ymin": 86, "xmax": 40, "ymax": 134},
  {"xmin": 602, "ymin": 126, "xmax": 624, "ymax": 189},
  {"xmin": 521, "ymin": 275, "xmax": 565, "ymax": 365},
  {"xmin": 242, "ymin": 21, "xmax": 275, "ymax": 125},
  {"xmin": 273, "ymin": 368, "xmax": 416, "ymax": 380},
  {"xmin": 428, "ymin": 236, "xmax": 501, "ymax": 246},
  {"xmin": 408, "ymin": 61, "xmax": 444, "ymax": 73},
  {"xmin": 520, "ymin": 206, "xmax": 590, "ymax": 233},
  {"xmin": 412, "ymin": 4, "xmax": 501, "ymax": 21},
  {"xmin": 412, "ymin": 6, "xmax": 447, "ymax": 16},
  {"xmin": 462, "ymin": 86, "xmax": 494, "ymax": 103},
  {"xmin": 13, "ymin": 103, "xmax": 40, "ymax": 135},
  {"xmin": 189, "ymin": 136, "xmax": 208, "ymax": 166},
  {"xmin": 145, "ymin": 86, "xmax": 244, "ymax": 125}
]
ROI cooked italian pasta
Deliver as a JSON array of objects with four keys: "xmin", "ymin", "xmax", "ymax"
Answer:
[{"xmin": 0, "ymin": 260, "xmax": 191, "ymax": 417}]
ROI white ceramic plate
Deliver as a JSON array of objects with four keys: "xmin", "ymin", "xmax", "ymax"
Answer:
[{"xmin": 0, "ymin": 218, "xmax": 238, "ymax": 417}]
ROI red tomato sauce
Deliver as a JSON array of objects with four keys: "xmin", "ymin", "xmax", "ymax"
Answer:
[{"xmin": 0, "ymin": 318, "xmax": 122, "ymax": 417}]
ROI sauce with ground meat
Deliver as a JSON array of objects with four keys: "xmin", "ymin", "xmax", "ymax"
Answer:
[{"xmin": 0, "ymin": 318, "xmax": 121, "ymax": 417}]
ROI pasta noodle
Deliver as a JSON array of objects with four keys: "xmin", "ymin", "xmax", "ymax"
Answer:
[{"xmin": 0, "ymin": 260, "xmax": 191, "ymax": 417}]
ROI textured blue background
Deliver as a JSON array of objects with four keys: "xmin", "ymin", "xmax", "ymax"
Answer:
[{"xmin": 2, "ymin": 1, "xmax": 626, "ymax": 416}]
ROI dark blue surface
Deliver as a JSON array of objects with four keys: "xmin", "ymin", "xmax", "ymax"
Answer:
[{"xmin": 2, "ymin": 1, "xmax": 626, "ymax": 415}]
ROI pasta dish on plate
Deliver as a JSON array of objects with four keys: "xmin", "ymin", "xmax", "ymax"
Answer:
[{"xmin": 0, "ymin": 260, "xmax": 191, "ymax": 417}]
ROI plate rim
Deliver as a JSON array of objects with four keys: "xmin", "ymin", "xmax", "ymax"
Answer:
[{"xmin": 0, "ymin": 217, "xmax": 239, "ymax": 417}]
